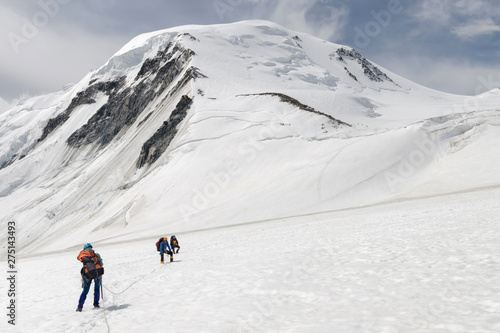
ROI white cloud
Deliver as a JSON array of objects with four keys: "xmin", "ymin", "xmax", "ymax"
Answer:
[
  {"xmin": 260, "ymin": 0, "xmax": 349, "ymax": 41},
  {"xmin": 0, "ymin": 97, "xmax": 13, "ymax": 114},
  {"xmin": 0, "ymin": 14, "xmax": 124, "ymax": 99},
  {"xmin": 410, "ymin": 0, "xmax": 453, "ymax": 25},
  {"xmin": 0, "ymin": 2, "xmax": 126, "ymax": 100},
  {"xmin": 452, "ymin": 18, "xmax": 500, "ymax": 39},
  {"xmin": 409, "ymin": 0, "xmax": 500, "ymax": 39},
  {"xmin": 453, "ymin": 0, "xmax": 500, "ymax": 17},
  {"xmin": 374, "ymin": 54, "xmax": 500, "ymax": 95}
]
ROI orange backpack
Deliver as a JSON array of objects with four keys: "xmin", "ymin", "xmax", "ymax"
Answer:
[{"xmin": 78, "ymin": 250, "xmax": 104, "ymax": 279}]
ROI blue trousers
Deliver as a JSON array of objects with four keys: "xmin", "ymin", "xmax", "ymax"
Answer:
[{"xmin": 78, "ymin": 277, "xmax": 101, "ymax": 308}]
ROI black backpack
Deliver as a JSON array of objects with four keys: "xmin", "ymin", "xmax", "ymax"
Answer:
[{"xmin": 81, "ymin": 255, "xmax": 104, "ymax": 280}]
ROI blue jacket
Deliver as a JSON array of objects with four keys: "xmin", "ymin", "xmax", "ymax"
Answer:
[{"xmin": 160, "ymin": 240, "xmax": 172, "ymax": 254}]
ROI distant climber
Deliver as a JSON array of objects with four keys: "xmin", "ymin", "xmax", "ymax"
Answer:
[
  {"xmin": 170, "ymin": 235, "xmax": 180, "ymax": 254},
  {"xmin": 76, "ymin": 243, "xmax": 104, "ymax": 311},
  {"xmin": 156, "ymin": 237, "xmax": 173, "ymax": 263}
]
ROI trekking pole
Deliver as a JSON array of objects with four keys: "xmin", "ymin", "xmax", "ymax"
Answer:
[{"xmin": 101, "ymin": 277, "xmax": 104, "ymax": 304}]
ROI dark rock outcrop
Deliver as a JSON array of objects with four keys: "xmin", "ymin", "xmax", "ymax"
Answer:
[
  {"xmin": 135, "ymin": 43, "xmax": 194, "ymax": 80},
  {"xmin": 136, "ymin": 95, "xmax": 193, "ymax": 168},
  {"xmin": 0, "ymin": 77, "xmax": 128, "ymax": 170},
  {"xmin": 37, "ymin": 77, "xmax": 126, "ymax": 144},
  {"xmin": 239, "ymin": 92, "xmax": 351, "ymax": 127},
  {"xmin": 67, "ymin": 41, "xmax": 202, "ymax": 148},
  {"xmin": 66, "ymin": 82, "xmax": 151, "ymax": 147},
  {"xmin": 344, "ymin": 67, "xmax": 358, "ymax": 82},
  {"xmin": 165, "ymin": 66, "xmax": 206, "ymax": 101},
  {"xmin": 1, "ymin": 155, "xmax": 16, "ymax": 170},
  {"xmin": 334, "ymin": 48, "xmax": 395, "ymax": 84}
]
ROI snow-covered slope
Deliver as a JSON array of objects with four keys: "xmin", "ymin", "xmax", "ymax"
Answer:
[
  {"xmin": 1, "ymin": 20, "xmax": 500, "ymax": 255},
  {"xmin": 1, "ymin": 187, "xmax": 499, "ymax": 332}
]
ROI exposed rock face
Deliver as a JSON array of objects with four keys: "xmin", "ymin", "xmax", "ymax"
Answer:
[
  {"xmin": 239, "ymin": 92, "xmax": 351, "ymax": 127},
  {"xmin": 0, "ymin": 78, "xmax": 127, "ymax": 170},
  {"xmin": 344, "ymin": 67, "xmax": 358, "ymax": 82},
  {"xmin": 334, "ymin": 48, "xmax": 395, "ymax": 84},
  {"xmin": 135, "ymin": 43, "xmax": 194, "ymax": 80},
  {"xmin": 37, "ymin": 78, "xmax": 126, "ymax": 144},
  {"xmin": 136, "ymin": 95, "xmax": 193, "ymax": 168},
  {"xmin": 67, "ymin": 42, "xmax": 201, "ymax": 148},
  {"xmin": 0, "ymin": 154, "xmax": 17, "ymax": 170},
  {"xmin": 66, "ymin": 82, "xmax": 151, "ymax": 147}
]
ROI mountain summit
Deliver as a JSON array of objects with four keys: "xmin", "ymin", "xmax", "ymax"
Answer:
[{"xmin": 1, "ymin": 20, "xmax": 499, "ymax": 253}]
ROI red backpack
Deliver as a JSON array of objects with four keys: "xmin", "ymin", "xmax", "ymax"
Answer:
[{"xmin": 155, "ymin": 237, "xmax": 163, "ymax": 251}]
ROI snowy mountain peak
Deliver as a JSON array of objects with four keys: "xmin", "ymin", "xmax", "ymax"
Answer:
[
  {"xmin": 87, "ymin": 20, "xmax": 406, "ymax": 98},
  {"xmin": 1, "ymin": 20, "xmax": 499, "ymax": 256}
]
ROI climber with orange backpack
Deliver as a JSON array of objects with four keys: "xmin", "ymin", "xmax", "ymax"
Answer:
[
  {"xmin": 76, "ymin": 243, "xmax": 104, "ymax": 311},
  {"xmin": 156, "ymin": 237, "xmax": 173, "ymax": 263}
]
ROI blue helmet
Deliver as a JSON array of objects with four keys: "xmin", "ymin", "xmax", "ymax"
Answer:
[{"xmin": 83, "ymin": 243, "xmax": 92, "ymax": 250}]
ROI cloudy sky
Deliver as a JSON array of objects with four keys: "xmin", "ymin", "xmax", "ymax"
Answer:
[{"xmin": 1, "ymin": 0, "xmax": 499, "ymax": 111}]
